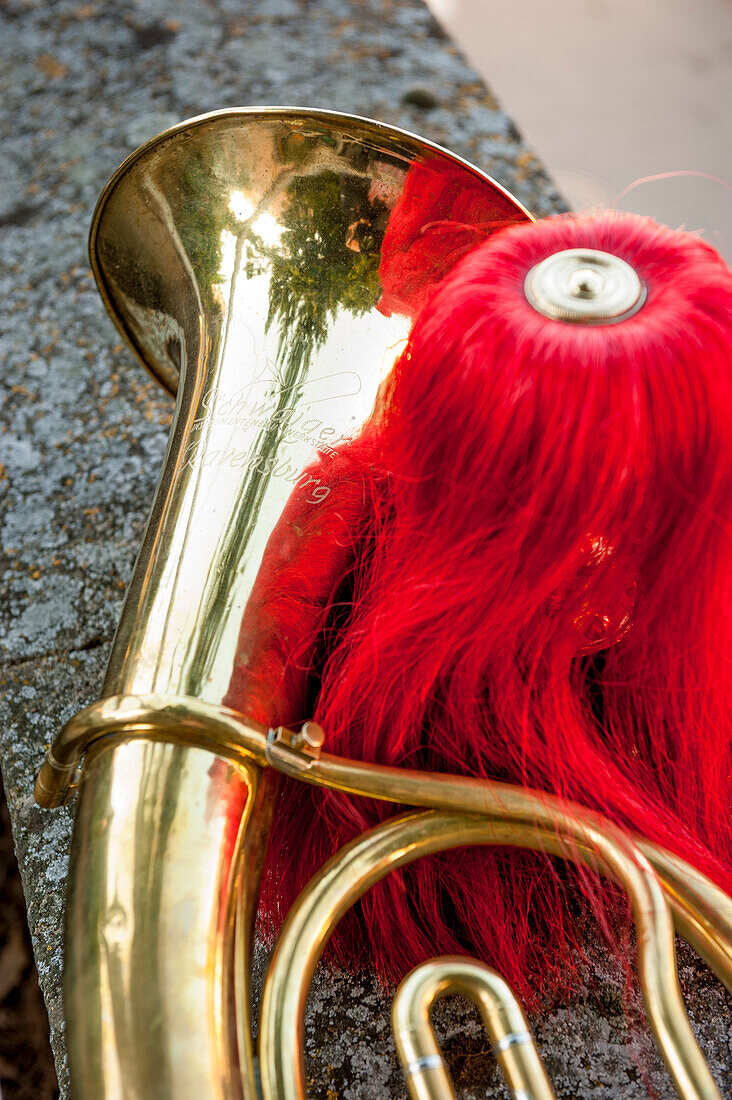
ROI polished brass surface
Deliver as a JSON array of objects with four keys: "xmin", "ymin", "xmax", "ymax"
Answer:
[
  {"xmin": 91, "ymin": 106, "xmax": 529, "ymax": 707},
  {"xmin": 259, "ymin": 810, "xmax": 722, "ymax": 1100},
  {"xmin": 392, "ymin": 958, "xmax": 555, "ymax": 1100},
  {"xmin": 39, "ymin": 107, "xmax": 731, "ymax": 1098},
  {"xmin": 66, "ymin": 744, "xmax": 262, "ymax": 1099},
  {"xmin": 41, "ymin": 691, "xmax": 732, "ymax": 1098},
  {"xmin": 59, "ymin": 107, "xmax": 531, "ymax": 1100},
  {"xmin": 39, "ymin": 691, "xmax": 732, "ymax": 998},
  {"xmin": 34, "ymin": 694, "xmax": 270, "ymax": 808}
]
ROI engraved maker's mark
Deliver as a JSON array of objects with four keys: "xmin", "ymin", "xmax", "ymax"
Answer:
[
  {"xmin": 179, "ymin": 440, "xmax": 332, "ymax": 504},
  {"xmin": 180, "ymin": 366, "xmax": 361, "ymax": 500}
]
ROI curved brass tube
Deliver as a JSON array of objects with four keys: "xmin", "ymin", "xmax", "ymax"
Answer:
[
  {"xmin": 258, "ymin": 810, "xmax": 721, "ymax": 1100},
  {"xmin": 392, "ymin": 957, "xmax": 556, "ymax": 1100},
  {"xmin": 38, "ymin": 694, "xmax": 732, "ymax": 995},
  {"xmin": 43, "ymin": 707, "xmax": 731, "ymax": 1099},
  {"xmin": 36, "ymin": 701, "xmax": 732, "ymax": 1098},
  {"xmin": 34, "ymin": 694, "xmax": 271, "ymax": 808},
  {"xmin": 37, "ymin": 696, "xmax": 732, "ymax": 1098},
  {"xmin": 292, "ymin": 748, "xmax": 732, "ymax": 994}
]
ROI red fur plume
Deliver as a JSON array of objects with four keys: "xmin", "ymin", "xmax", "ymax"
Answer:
[{"xmin": 229, "ymin": 211, "xmax": 732, "ymax": 1003}]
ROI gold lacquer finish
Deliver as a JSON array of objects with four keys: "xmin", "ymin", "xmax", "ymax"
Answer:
[
  {"xmin": 37, "ymin": 690, "xmax": 732, "ymax": 999},
  {"xmin": 61, "ymin": 107, "xmax": 530, "ymax": 1100},
  {"xmin": 39, "ymin": 107, "xmax": 731, "ymax": 1099},
  {"xmin": 65, "ymin": 744, "xmax": 265, "ymax": 1099},
  {"xmin": 40, "ymin": 692, "xmax": 732, "ymax": 1097},
  {"xmin": 259, "ymin": 810, "xmax": 722, "ymax": 1100},
  {"xmin": 392, "ymin": 958, "xmax": 555, "ymax": 1100}
]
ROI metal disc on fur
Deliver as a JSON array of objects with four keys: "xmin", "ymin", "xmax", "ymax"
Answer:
[{"xmin": 525, "ymin": 247, "xmax": 646, "ymax": 323}]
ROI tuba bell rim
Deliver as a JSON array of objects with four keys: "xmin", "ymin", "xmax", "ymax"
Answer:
[{"xmin": 88, "ymin": 103, "xmax": 534, "ymax": 395}]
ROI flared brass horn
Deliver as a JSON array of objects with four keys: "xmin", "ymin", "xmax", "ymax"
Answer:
[{"xmin": 36, "ymin": 108, "xmax": 730, "ymax": 1099}]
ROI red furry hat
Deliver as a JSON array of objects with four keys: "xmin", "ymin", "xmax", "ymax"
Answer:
[{"xmin": 227, "ymin": 210, "xmax": 732, "ymax": 1002}]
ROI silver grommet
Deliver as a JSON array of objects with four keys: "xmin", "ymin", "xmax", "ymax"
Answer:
[{"xmin": 525, "ymin": 248, "xmax": 646, "ymax": 324}]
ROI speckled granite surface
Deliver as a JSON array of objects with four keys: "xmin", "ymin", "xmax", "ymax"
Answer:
[{"xmin": 1, "ymin": 0, "xmax": 730, "ymax": 1097}]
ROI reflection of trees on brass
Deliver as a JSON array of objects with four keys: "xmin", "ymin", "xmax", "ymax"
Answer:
[
  {"xmin": 244, "ymin": 167, "xmax": 387, "ymax": 521},
  {"xmin": 182, "ymin": 166, "xmax": 389, "ymax": 697},
  {"xmin": 265, "ymin": 170, "xmax": 386, "ymax": 376},
  {"xmin": 236, "ymin": 168, "xmax": 387, "ymax": 595},
  {"xmin": 239, "ymin": 167, "xmax": 387, "ymax": 541},
  {"xmin": 174, "ymin": 152, "xmax": 240, "ymax": 306}
]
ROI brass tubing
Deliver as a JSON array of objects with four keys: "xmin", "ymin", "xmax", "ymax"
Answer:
[
  {"xmin": 232, "ymin": 769, "xmax": 281, "ymax": 1092},
  {"xmin": 641, "ymin": 846, "xmax": 732, "ymax": 992},
  {"xmin": 34, "ymin": 695, "xmax": 270, "ymax": 808},
  {"xmin": 258, "ymin": 811, "xmax": 721, "ymax": 1100},
  {"xmin": 270, "ymin": 741, "xmax": 732, "ymax": 993},
  {"xmin": 65, "ymin": 742, "xmax": 263, "ymax": 1100},
  {"xmin": 37, "ymin": 696, "xmax": 732, "ymax": 993},
  {"xmin": 392, "ymin": 957, "xmax": 556, "ymax": 1100}
]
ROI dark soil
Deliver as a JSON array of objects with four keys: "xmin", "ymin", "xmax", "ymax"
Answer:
[{"xmin": 0, "ymin": 774, "xmax": 58, "ymax": 1099}]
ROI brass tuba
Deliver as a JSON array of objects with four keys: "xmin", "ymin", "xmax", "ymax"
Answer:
[{"xmin": 36, "ymin": 108, "xmax": 732, "ymax": 1100}]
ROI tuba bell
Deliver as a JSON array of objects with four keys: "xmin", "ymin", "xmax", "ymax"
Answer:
[{"xmin": 35, "ymin": 107, "xmax": 732, "ymax": 1100}]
